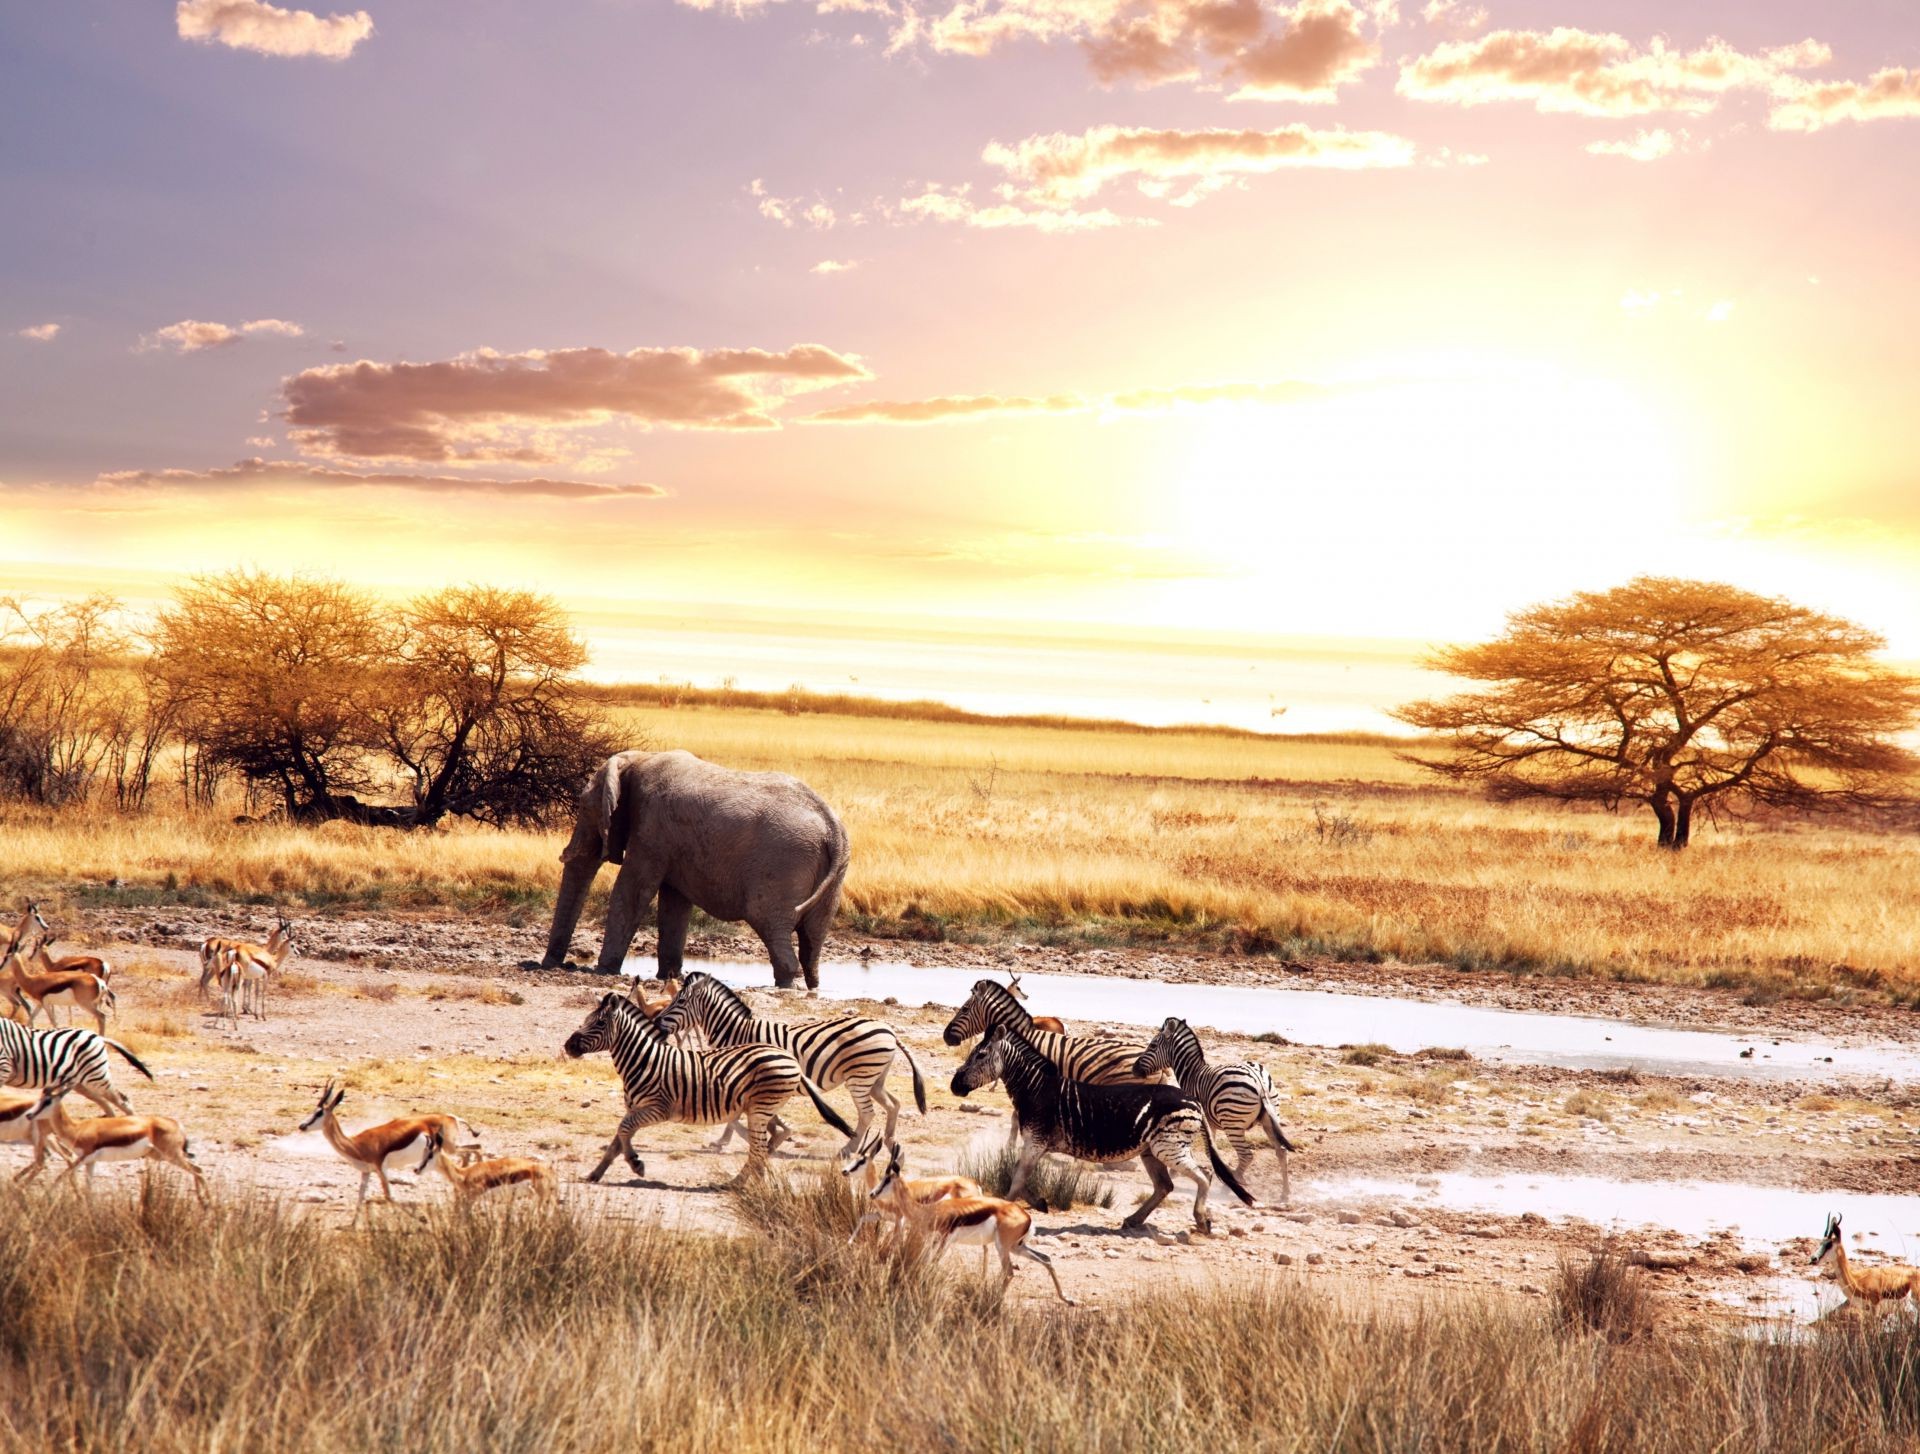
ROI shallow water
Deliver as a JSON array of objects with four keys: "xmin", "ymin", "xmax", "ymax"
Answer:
[
  {"xmin": 622, "ymin": 955, "xmax": 1920, "ymax": 1084},
  {"xmin": 1312, "ymin": 1169, "xmax": 1920, "ymax": 1261}
]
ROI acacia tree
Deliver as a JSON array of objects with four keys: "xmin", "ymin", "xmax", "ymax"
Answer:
[
  {"xmin": 1394, "ymin": 577, "xmax": 1920, "ymax": 848},
  {"xmin": 378, "ymin": 585, "xmax": 620, "ymax": 826}
]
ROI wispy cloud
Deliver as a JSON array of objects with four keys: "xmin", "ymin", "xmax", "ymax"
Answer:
[
  {"xmin": 1770, "ymin": 68, "xmax": 1920, "ymax": 132},
  {"xmin": 898, "ymin": 185, "xmax": 1127, "ymax": 232},
  {"xmin": 176, "ymin": 0, "xmax": 373, "ymax": 60},
  {"xmin": 804, "ymin": 376, "xmax": 1324, "ymax": 424},
  {"xmin": 1398, "ymin": 28, "xmax": 1830, "ymax": 118},
  {"xmin": 15, "ymin": 323, "xmax": 61, "ymax": 343},
  {"xmin": 811, "ymin": 259, "xmax": 860, "ymax": 274},
  {"xmin": 80, "ymin": 458, "xmax": 664, "ymax": 500},
  {"xmin": 282, "ymin": 344, "xmax": 872, "ymax": 460},
  {"xmin": 1586, "ymin": 128, "xmax": 1679, "ymax": 161},
  {"xmin": 139, "ymin": 318, "xmax": 305, "ymax": 354}
]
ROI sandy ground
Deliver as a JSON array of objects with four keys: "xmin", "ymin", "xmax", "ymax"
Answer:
[{"xmin": 13, "ymin": 906, "xmax": 1920, "ymax": 1328}]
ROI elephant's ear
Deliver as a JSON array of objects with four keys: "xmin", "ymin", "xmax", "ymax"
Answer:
[{"xmin": 599, "ymin": 755, "xmax": 635, "ymax": 865}]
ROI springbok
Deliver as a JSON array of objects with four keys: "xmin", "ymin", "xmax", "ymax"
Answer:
[
  {"xmin": 200, "ymin": 917, "xmax": 295, "ymax": 1008},
  {"xmin": 0, "ymin": 1084, "xmax": 71, "ymax": 1173},
  {"xmin": 1, "ymin": 902, "xmax": 48, "ymax": 960},
  {"xmin": 20, "ymin": 1085, "xmax": 209, "ymax": 1201},
  {"xmin": 33, "ymin": 933, "xmax": 115, "ymax": 988},
  {"xmin": 856, "ymin": 1148, "xmax": 1075, "ymax": 1305},
  {"xmin": 299, "ymin": 1081, "xmax": 481, "ymax": 1221},
  {"xmin": 1811, "ymin": 1213, "xmax": 1920, "ymax": 1317},
  {"xmin": 1005, "ymin": 972, "xmax": 1067, "ymax": 1035},
  {"xmin": 416, "ymin": 1128, "xmax": 555, "ymax": 1209},
  {"xmin": 841, "ymin": 1133, "xmax": 981, "ymax": 1221},
  {"xmin": 7, "ymin": 941, "xmax": 114, "ymax": 1033}
]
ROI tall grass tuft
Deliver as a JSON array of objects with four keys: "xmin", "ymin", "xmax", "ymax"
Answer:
[
  {"xmin": 1, "ymin": 1181, "xmax": 1918, "ymax": 1452},
  {"xmin": 1554, "ymin": 1246, "xmax": 1654, "ymax": 1343},
  {"xmin": 958, "ymin": 1141, "xmax": 1115, "ymax": 1211}
]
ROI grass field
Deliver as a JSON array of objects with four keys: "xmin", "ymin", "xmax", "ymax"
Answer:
[
  {"xmin": 1, "ymin": 699, "xmax": 1916, "ymax": 998},
  {"xmin": 1, "ymin": 1176, "xmax": 1915, "ymax": 1454}
]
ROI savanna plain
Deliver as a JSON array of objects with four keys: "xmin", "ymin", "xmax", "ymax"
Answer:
[{"xmin": 4, "ymin": 694, "xmax": 1920, "ymax": 1452}]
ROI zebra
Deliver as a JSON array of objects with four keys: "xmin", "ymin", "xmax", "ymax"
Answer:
[
  {"xmin": 0, "ymin": 1017, "xmax": 153, "ymax": 1115},
  {"xmin": 951, "ymin": 1023, "xmax": 1255, "ymax": 1233},
  {"xmin": 654, "ymin": 972, "xmax": 926, "ymax": 1153},
  {"xmin": 1133, "ymin": 1017, "xmax": 1295, "ymax": 1205},
  {"xmin": 563, "ymin": 992, "xmax": 854, "ymax": 1185},
  {"xmin": 941, "ymin": 978, "xmax": 1153, "ymax": 1084}
]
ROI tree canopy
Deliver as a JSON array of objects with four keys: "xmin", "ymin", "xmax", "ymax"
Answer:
[{"xmin": 1393, "ymin": 576, "xmax": 1920, "ymax": 847}]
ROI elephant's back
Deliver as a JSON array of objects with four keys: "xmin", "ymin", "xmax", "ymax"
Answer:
[{"xmin": 644, "ymin": 751, "xmax": 843, "ymax": 840}]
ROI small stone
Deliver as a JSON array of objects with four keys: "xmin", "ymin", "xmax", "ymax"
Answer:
[
  {"xmin": 1434, "ymin": 1262, "xmax": 1462, "ymax": 1274},
  {"xmin": 297, "ymin": 1190, "xmax": 328, "ymax": 1204},
  {"xmin": 1249, "ymin": 1221, "xmax": 1268, "ymax": 1233},
  {"xmin": 1519, "ymin": 1282, "xmax": 1544, "ymax": 1296},
  {"xmin": 1403, "ymin": 1267, "xmax": 1432, "ymax": 1278},
  {"xmin": 192, "ymin": 1083, "xmax": 211, "ymax": 1092},
  {"xmin": 1283, "ymin": 1211, "xmax": 1313, "ymax": 1224},
  {"xmin": 1389, "ymin": 1209, "xmax": 1419, "ymax": 1228},
  {"xmin": 1413, "ymin": 1251, "xmax": 1429, "ymax": 1262},
  {"xmin": 1228, "ymin": 1226, "xmax": 1247, "ymax": 1238},
  {"xmin": 1337, "ymin": 1209, "xmax": 1363, "ymax": 1225},
  {"xmin": 1304, "ymin": 1251, "xmax": 1325, "ymax": 1265},
  {"xmin": 1629, "ymin": 1249, "xmax": 1694, "ymax": 1271},
  {"xmin": 1350, "ymin": 1237, "xmax": 1378, "ymax": 1253},
  {"xmin": 1273, "ymin": 1252, "xmax": 1294, "ymax": 1266}
]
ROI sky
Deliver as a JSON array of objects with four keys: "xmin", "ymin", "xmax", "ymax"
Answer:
[{"xmin": 2, "ymin": 0, "xmax": 1918, "ymax": 686}]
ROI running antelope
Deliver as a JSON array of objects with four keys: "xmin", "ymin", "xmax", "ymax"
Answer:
[
  {"xmin": 563, "ymin": 992, "xmax": 853, "ymax": 1185},
  {"xmin": 199, "ymin": 917, "xmax": 295, "ymax": 1007},
  {"xmin": 655, "ymin": 972, "xmax": 927, "ymax": 1153},
  {"xmin": 0, "ymin": 1016, "xmax": 151, "ymax": 1113},
  {"xmin": 300, "ymin": 1081, "xmax": 482, "ymax": 1221},
  {"xmin": 7, "ymin": 941, "xmax": 114, "ymax": 1034},
  {"xmin": 20, "ymin": 1086, "xmax": 208, "ymax": 1201},
  {"xmin": 952, "ymin": 1024, "xmax": 1254, "ymax": 1232},
  {"xmin": 1134, "ymin": 1017, "xmax": 1295, "ymax": 1204},
  {"xmin": 858, "ymin": 1148, "xmax": 1075, "ymax": 1305},
  {"xmin": 415, "ymin": 1128, "xmax": 555, "ymax": 1209},
  {"xmin": 0, "ymin": 1084, "xmax": 71, "ymax": 1173},
  {"xmin": 1811, "ymin": 1213, "xmax": 1920, "ymax": 1317},
  {"xmin": 841, "ymin": 1133, "xmax": 981, "ymax": 1216},
  {"xmin": 1, "ymin": 902, "xmax": 48, "ymax": 960}
]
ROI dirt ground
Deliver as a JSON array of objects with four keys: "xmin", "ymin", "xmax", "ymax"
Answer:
[{"xmin": 14, "ymin": 905, "xmax": 1920, "ymax": 1328}]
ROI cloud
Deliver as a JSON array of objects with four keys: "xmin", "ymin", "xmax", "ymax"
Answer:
[
  {"xmin": 982, "ymin": 123, "xmax": 1416, "ymax": 207},
  {"xmin": 1586, "ymin": 128, "xmax": 1677, "ymax": 161},
  {"xmin": 898, "ymin": 185, "xmax": 1127, "ymax": 232},
  {"xmin": 82, "ymin": 458, "xmax": 664, "ymax": 500},
  {"xmin": 281, "ymin": 344, "xmax": 871, "ymax": 460},
  {"xmin": 803, "ymin": 376, "xmax": 1324, "ymax": 424},
  {"xmin": 139, "ymin": 317, "xmax": 306, "ymax": 353},
  {"xmin": 811, "ymin": 259, "xmax": 860, "ymax": 274},
  {"xmin": 1421, "ymin": 0, "xmax": 1485, "ymax": 32},
  {"xmin": 176, "ymin": 0, "xmax": 373, "ymax": 59},
  {"xmin": 1397, "ymin": 28, "xmax": 1831, "ymax": 118},
  {"xmin": 15, "ymin": 323, "xmax": 60, "ymax": 342},
  {"xmin": 1770, "ymin": 68, "xmax": 1920, "ymax": 132},
  {"xmin": 1705, "ymin": 299, "xmax": 1735, "ymax": 324},
  {"xmin": 751, "ymin": 179, "xmax": 842, "ymax": 229}
]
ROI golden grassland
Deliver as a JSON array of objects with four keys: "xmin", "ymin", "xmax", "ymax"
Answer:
[
  {"xmin": 1, "ymin": 1176, "xmax": 1917, "ymax": 1453},
  {"xmin": 1, "ymin": 702, "xmax": 1916, "ymax": 997}
]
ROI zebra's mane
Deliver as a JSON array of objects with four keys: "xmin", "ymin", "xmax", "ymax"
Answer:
[
  {"xmin": 971, "ymin": 979, "xmax": 1033, "ymax": 1026},
  {"xmin": 687, "ymin": 972, "xmax": 753, "ymax": 1023}
]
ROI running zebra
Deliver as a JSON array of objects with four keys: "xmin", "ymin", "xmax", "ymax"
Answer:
[
  {"xmin": 1133, "ymin": 1017, "xmax": 1295, "ymax": 1204},
  {"xmin": 941, "ymin": 979, "xmax": 1153, "ymax": 1085},
  {"xmin": 950, "ymin": 1024, "xmax": 1254, "ymax": 1232},
  {"xmin": 563, "ymin": 992, "xmax": 854, "ymax": 1185},
  {"xmin": 655, "ymin": 972, "xmax": 926, "ymax": 1152},
  {"xmin": 0, "ymin": 1017, "xmax": 152, "ymax": 1115}
]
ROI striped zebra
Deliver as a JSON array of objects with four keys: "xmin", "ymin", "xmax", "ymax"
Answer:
[
  {"xmin": 1133, "ymin": 1017, "xmax": 1295, "ymax": 1205},
  {"xmin": 0, "ymin": 1017, "xmax": 152, "ymax": 1115},
  {"xmin": 941, "ymin": 978, "xmax": 1154, "ymax": 1085},
  {"xmin": 951, "ymin": 1024, "xmax": 1254, "ymax": 1232},
  {"xmin": 655, "ymin": 972, "xmax": 926, "ymax": 1152},
  {"xmin": 563, "ymin": 992, "xmax": 854, "ymax": 1185}
]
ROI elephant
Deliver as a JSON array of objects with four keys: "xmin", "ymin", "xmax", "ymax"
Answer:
[{"xmin": 541, "ymin": 750, "xmax": 850, "ymax": 989}]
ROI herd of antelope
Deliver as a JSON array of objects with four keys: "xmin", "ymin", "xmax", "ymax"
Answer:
[{"xmin": 4, "ymin": 903, "xmax": 1915, "ymax": 1312}]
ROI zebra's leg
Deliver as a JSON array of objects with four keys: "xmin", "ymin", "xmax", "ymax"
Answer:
[
  {"xmin": 866, "ymin": 1062, "xmax": 904, "ymax": 1151},
  {"xmin": 1150, "ymin": 1128, "xmax": 1217, "ymax": 1233},
  {"xmin": 588, "ymin": 1104, "xmax": 662, "ymax": 1183},
  {"xmin": 842, "ymin": 1080, "xmax": 878, "ymax": 1155},
  {"xmin": 655, "ymin": 884, "xmax": 692, "ymax": 982},
  {"xmin": 1260, "ymin": 1107, "xmax": 1292, "ymax": 1206},
  {"xmin": 1121, "ymin": 1150, "xmax": 1176, "ymax": 1230},
  {"xmin": 707, "ymin": 1118, "xmax": 742, "ymax": 1151},
  {"xmin": 726, "ymin": 1110, "xmax": 775, "ymax": 1186},
  {"xmin": 79, "ymin": 1081, "xmax": 127, "ymax": 1116},
  {"xmin": 1225, "ymin": 1122, "xmax": 1259, "ymax": 1178},
  {"xmin": 1006, "ymin": 1137, "xmax": 1045, "ymax": 1206},
  {"xmin": 766, "ymin": 1115, "xmax": 793, "ymax": 1157}
]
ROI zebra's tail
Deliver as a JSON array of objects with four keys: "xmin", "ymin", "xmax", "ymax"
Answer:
[
  {"xmin": 900, "ymin": 1042, "xmax": 928, "ymax": 1116},
  {"xmin": 799, "ymin": 1074, "xmax": 855, "ymax": 1138},
  {"xmin": 1200, "ymin": 1122, "xmax": 1256, "ymax": 1206},
  {"xmin": 105, "ymin": 1038, "xmax": 155, "ymax": 1082},
  {"xmin": 1259, "ymin": 1100, "xmax": 1296, "ymax": 1154}
]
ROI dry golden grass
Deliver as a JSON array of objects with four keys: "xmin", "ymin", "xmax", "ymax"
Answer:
[{"xmin": 0, "ymin": 701, "xmax": 1915, "ymax": 996}]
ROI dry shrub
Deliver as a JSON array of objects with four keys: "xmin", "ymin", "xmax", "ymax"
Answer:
[
  {"xmin": 357, "ymin": 982, "xmax": 402, "ymax": 1003},
  {"xmin": 1563, "ymin": 1090, "xmax": 1616, "ymax": 1121},
  {"xmin": 1633, "ymin": 1089, "xmax": 1683, "ymax": 1114},
  {"xmin": 122, "ymin": 1008, "xmax": 189, "ymax": 1041},
  {"xmin": 427, "ymin": 981, "xmax": 525, "ymax": 1006},
  {"xmin": 958, "ymin": 1141, "xmax": 1115, "ymax": 1212},
  {"xmin": 1341, "ymin": 1043, "xmax": 1392, "ymax": 1067},
  {"xmin": 1554, "ymin": 1247, "xmax": 1654, "ymax": 1343}
]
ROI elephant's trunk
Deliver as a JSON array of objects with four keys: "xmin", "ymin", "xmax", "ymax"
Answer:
[{"xmin": 543, "ymin": 855, "xmax": 601, "ymax": 968}]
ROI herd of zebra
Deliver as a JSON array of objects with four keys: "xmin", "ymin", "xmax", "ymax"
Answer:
[{"xmin": 1, "ymin": 899, "xmax": 1297, "ymax": 1301}]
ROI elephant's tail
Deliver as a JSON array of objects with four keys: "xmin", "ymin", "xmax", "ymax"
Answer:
[{"xmin": 793, "ymin": 818, "xmax": 851, "ymax": 919}]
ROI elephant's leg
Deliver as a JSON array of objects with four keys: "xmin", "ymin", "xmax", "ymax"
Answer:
[
  {"xmin": 752, "ymin": 916, "xmax": 804, "ymax": 991},
  {"xmin": 598, "ymin": 858, "xmax": 665, "ymax": 975},
  {"xmin": 655, "ymin": 884, "xmax": 692, "ymax": 982},
  {"xmin": 543, "ymin": 855, "xmax": 602, "ymax": 969},
  {"xmin": 796, "ymin": 884, "xmax": 841, "ymax": 991}
]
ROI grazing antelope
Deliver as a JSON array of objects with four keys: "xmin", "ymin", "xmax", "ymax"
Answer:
[
  {"xmin": 1134, "ymin": 1017, "xmax": 1295, "ymax": 1204},
  {"xmin": 299, "ymin": 1081, "xmax": 481, "ymax": 1221},
  {"xmin": 952, "ymin": 1024, "xmax": 1254, "ymax": 1233},
  {"xmin": 562, "ymin": 992, "xmax": 854, "ymax": 1185},
  {"xmin": 416, "ymin": 1128, "xmax": 555, "ymax": 1209},
  {"xmin": 198, "ymin": 917, "xmax": 295, "ymax": 1007},
  {"xmin": 7, "ymin": 941, "xmax": 115, "ymax": 1034},
  {"xmin": 1811, "ymin": 1213, "xmax": 1920, "ymax": 1317},
  {"xmin": 857, "ymin": 1148, "xmax": 1075, "ymax": 1305},
  {"xmin": 655, "ymin": 972, "xmax": 927, "ymax": 1154},
  {"xmin": 21, "ymin": 1085, "xmax": 208, "ymax": 1201},
  {"xmin": 0, "ymin": 1016, "xmax": 152, "ymax": 1114}
]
